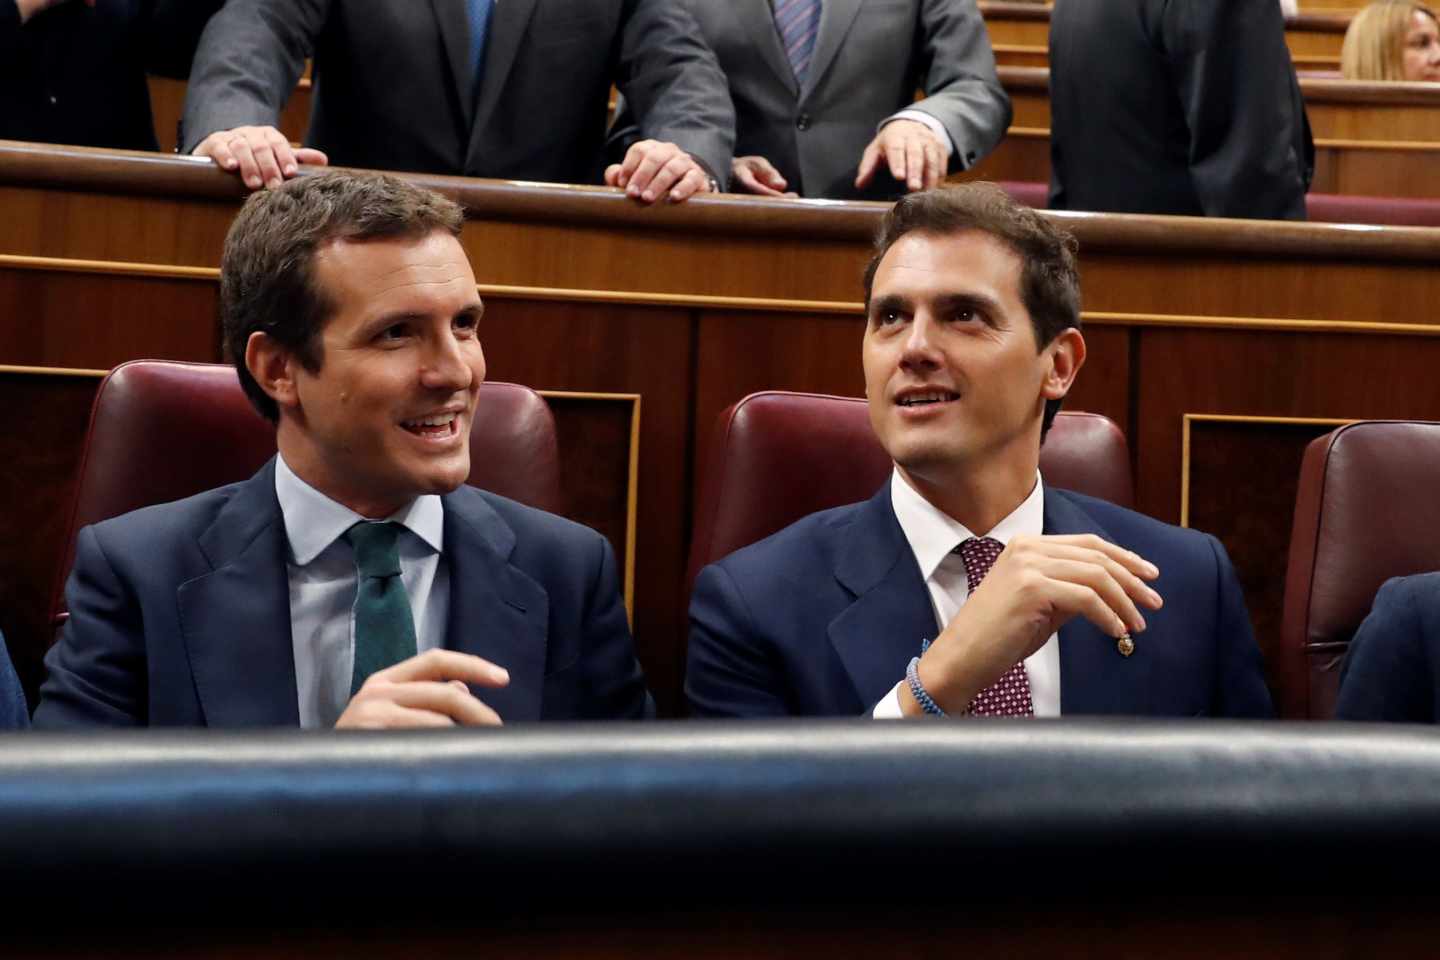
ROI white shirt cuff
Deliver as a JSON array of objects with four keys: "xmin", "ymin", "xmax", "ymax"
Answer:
[
  {"xmin": 872, "ymin": 681, "xmax": 906, "ymax": 719},
  {"xmin": 881, "ymin": 110, "xmax": 956, "ymax": 161}
]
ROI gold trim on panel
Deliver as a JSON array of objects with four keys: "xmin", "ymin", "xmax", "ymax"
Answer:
[
  {"xmin": 1084, "ymin": 311, "xmax": 1440, "ymax": 336},
  {"xmin": 477, "ymin": 284, "xmax": 864, "ymax": 315},
  {"xmin": 0, "ymin": 363, "xmax": 108, "ymax": 377},
  {"xmin": 0, "ymin": 254, "xmax": 217, "ymax": 281},
  {"xmin": 1179, "ymin": 413, "xmax": 1356, "ymax": 527},
  {"xmin": 537, "ymin": 389, "xmax": 642, "ymax": 621}
]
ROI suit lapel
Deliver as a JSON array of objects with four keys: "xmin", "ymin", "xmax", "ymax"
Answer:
[
  {"xmin": 734, "ymin": 0, "xmax": 800, "ymax": 97},
  {"xmin": 828, "ymin": 488, "xmax": 936, "ymax": 709},
  {"xmin": 177, "ymin": 460, "xmax": 300, "ymax": 727},
  {"xmin": 804, "ymin": 0, "xmax": 863, "ymax": 100},
  {"xmin": 430, "ymin": 0, "xmax": 476, "ymax": 132},
  {"xmin": 470, "ymin": 0, "xmax": 540, "ymax": 148},
  {"xmin": 1046, "ymin": 489, "xmax": 1150, "ymax": 715},
  {"xmin": 441, "ymin": 489, "xmax": 549, "ymax": 723}
]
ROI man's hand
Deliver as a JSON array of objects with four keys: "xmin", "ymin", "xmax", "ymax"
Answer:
[
  {"xmin": 855, "ymin": 119, "xmax": 948, "ymax": 193},
  {"xmin": 604, "ymin": 139, "xmax": 713, "ymax": 204},
  {"xmin": 906, "ymin": 534, "xmax": 1163, "ymax": 716},
  {"xmin": 193, "ymin": 125, "xmax": 329, "ymax": 191},
  {"xmin": 335, "ymin": 649, "xmax": 510, "ymax": 729},
  {"xmin": 731, "ymin": 155, "xmax": 798, "ymax": 198},
  {"xmin": 15, "ymin": 0, "xmax": 91, "ymax": 25}
]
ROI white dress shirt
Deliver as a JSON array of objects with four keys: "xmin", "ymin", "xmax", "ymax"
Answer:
[
  {"xmin": 275, "ymin": 455, "xmax": 447, "ymax": 728},
  {"xmin": 873, "ymin": 468, "xmax": 1061, "ymax": 718}
]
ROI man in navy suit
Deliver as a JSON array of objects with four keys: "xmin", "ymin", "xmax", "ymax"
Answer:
[
  {"xmin": 35, "ymin": 171, "xmax": 652, "ymax": 728},
  {"xmin": 687, "ymin": 184, "xmax": 1273, "ymax": 719},
  {"xmin": 1335, "ymin": 573, "xmax": 1440, "ymax": 723}
]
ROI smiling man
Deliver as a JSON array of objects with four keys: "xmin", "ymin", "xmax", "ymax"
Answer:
[
  {"xmin": 686, "ymin": 183, "xmax": 1273, "ymax": 719},
  {"xmin": 35, "ymin": 171, "xmax": 652, "ymax": 728}
]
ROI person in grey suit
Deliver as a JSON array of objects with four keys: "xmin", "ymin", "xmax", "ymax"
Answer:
[
  {"xmin": 1049, "ymin": 0, "xmax": 1312, "ymax": 218},
  {"xmin": 181, "ymin": 0, "xmax": 734, "ymax": 205},
  {"xmin": 613, "ymin": 0, "xmax": 1009, "ymax": 200}
]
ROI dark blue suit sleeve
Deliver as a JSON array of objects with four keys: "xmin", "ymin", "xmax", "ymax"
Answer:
[
  {"xmin": 1335, "ymin": 576, "xmax": 1436, "ymax": 723},
  {"xmin": 1208, "ymin": 534, "xmax": 1275, "ymax": 718},
  {"xmin": 686, "ymin": 562, "xmax": 792, "ymax": 718},
  {"xmin": 0, "ymin": 630, "xmax": 28, "ymax": 729},
  {"xmin": 576, "ymin": 533, "xmax": 654, "ymax": 720},
  {"xmin": 33, "ymin": 525, "xmax": 147, "ymax": 728}
]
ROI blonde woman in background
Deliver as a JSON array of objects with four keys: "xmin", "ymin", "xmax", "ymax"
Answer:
[{"xmin": 1342, "ymin": 1, "xmax": 1440, "ymax": 80}]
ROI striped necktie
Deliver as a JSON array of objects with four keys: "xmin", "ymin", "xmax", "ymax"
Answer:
[
  {"xmin": 467, "ymin": 0, "xmax": 495, "ymax": 99},
  {"xmin": 773, "ymin": 0, "xmax": 823, "ymax": 88}
]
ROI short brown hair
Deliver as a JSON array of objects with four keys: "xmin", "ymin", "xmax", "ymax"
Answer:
[
  {"xmin": 1342, "ymin": 1, "xmax": 1438, "ymax": 80},
  {"xmin": 220, "ymin": 170, "xmax": 466, "ymax": 421},
  {"xmin": 862, "ymin": 182, "xmax": 1082, "ymax": 437}
]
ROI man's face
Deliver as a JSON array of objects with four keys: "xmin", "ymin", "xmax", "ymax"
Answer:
[
  {"xmin": 279, "ymin": 230, "xmax": 486, "ymax": 517},
  {"xmin": 862, "ymin": 228, "xmax": 1067, "ymax": 486}
]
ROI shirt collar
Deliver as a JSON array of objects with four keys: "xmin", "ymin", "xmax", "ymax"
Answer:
[
  {"xmin": 889, "ymin": 467, "xmax": 1045, "ymax": 582},
  {"xmin": 274, "ymin": 454, "xmax": 445, "ymax": 565}
]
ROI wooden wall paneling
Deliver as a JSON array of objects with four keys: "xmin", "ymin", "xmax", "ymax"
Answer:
[
  {"xmin": 1181, "ymin": 415, "xmax": 1353, "ymax": 688},
  {"xmin": 1132, "ymin": 327, "xmax": 1440, "ymax": 682},
  {"xmin": 0, "ymin": 368, "xmax": 103, "ymax": 706},
  {"xmin": 474, "ymin": 296, "xmax": 695, "ymax": 715},
  {"xmin": 958, "ymin": 129, "xmax": 1051, "ymax": 185},
  {"xmin": 541, "ymin": 392, "xmax": 640, "ymax": 616},
  {"xmin": 0, "ymin": 185, "xmax": 236, "ymax": 265},
  {"xmin": 0, "ymin": 262, "xmax": 221, "ymax": 367},
  {"xmin": 1310, "ymin": 140, "xmax": 1440, "ymax": 198},
  {"xmin": 148, "ymin": 73, "xmax": 312, "ymax": 155}
]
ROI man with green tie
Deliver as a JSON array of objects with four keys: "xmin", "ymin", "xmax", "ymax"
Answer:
[{"xmin": 35, "ymin": 171, "xmax": 653, "ymax": 728}]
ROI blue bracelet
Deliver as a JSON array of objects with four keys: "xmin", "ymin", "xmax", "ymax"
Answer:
[{"xmin": 906, "ymin": 655, "xmax": 947, "ymax": 717}]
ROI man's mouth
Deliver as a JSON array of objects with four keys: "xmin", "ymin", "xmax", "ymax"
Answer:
[
  {"xmin": 896, "ymin": 390, "xmax": 959, "ymax": 407},
  {"xmin": 401, "ymin": 413, "xmax": 460, "ymax": 438}
]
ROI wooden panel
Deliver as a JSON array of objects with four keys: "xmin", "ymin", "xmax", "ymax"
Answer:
[
  {"xmin": 1183, "ymin": 417, "xmax": 1347, "ymax": 684},
  {"xmin": 0, "ymin": 371, "xmax": 98, "ymax": 708},
  {"xmin": 148, "ymin": 75, "xmax": 313, "ymax": 155},
  {"xmin": 0, "ymin": 265, "xmax": 220, "ymax": 366}
]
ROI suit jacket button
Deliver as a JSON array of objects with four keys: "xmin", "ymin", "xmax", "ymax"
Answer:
[{"xmin": 796, "ymin": 113, "xmax": 812, "ymax": 131}]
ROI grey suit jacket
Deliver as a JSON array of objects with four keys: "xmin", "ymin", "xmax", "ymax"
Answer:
[
  {"xmin": 616, "ymin": 0, "xmax": 1008, "ymax": 199},
  {"xmin": 180, "ymin": 0, "xmax": 733, "ymax": 186}
]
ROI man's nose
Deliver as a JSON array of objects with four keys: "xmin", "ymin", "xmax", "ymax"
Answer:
[
  {"xmin": 421, "ymin": 332, "xmax": 475, "ymax": 391},
  {"xmin": 899, "ymin": 313, "xmax": 941, "ymax": 366}
]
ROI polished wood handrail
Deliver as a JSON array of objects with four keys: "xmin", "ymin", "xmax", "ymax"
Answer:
[
  {"xmin": 980, "ymin": 2, "xmax": 1352, "ymax": 33},
  {"xmin": 5, "ymin": 141, "xmax": 1440, "ymax": 260}
]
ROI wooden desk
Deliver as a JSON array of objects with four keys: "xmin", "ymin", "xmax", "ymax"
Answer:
[{"xmin": 4, "ymin": 142, "xmax": 1440, "ymax": 717}]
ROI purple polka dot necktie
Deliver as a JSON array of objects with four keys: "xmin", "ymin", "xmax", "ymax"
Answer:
[
  {"xmin": 774, "ymin": 0, "xmax": 823, "ymax": 88},
  {"xmin": 956, "ymin": 537, "xmax": 1035, "ymax": 717}
]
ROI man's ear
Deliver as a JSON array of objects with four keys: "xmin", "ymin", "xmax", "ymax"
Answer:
[
  {"xmin": 1041, "ymin": 327, "xmax": 1086, "ymax": 401},
  {"xmin": 245, "ymin": 331, "xmax": 302, "ymax": 413}
]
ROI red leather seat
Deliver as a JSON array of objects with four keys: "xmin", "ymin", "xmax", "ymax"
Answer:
[
  {"xmin": 1279, "ymin": 421, "xmax": 1440, "ymax": 719},
  {"xmin": 48, "ymin": 359, "xmax": 560, "ymax": 629},
  {"xmin": 686, "ymin": 391, "xmax": 1132, "ymax": 589}
]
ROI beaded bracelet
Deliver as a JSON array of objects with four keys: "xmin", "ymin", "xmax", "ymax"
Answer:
[{"xmin": 906, "ymin": 655, "xmax": 947, "ymax": 717}]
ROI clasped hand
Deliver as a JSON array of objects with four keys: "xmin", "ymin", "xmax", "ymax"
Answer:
[
  {"xmin": 335, "ymin": 648, "xmax": 510, "ymax": 729},
  {"xmin": 908, "ymin": 534, "xmax": 1163, "ymax": 715}
]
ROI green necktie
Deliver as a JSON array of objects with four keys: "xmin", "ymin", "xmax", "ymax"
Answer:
[{"xmin": 345, "ymin": 521, "xmax": 418, "ymax": 694}]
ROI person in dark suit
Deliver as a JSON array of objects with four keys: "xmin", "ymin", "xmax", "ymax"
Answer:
[
  {"xmin": 179, "ymin": 0, "xmax": 733, "ymax": 205},
  {"xmin": 1335, "ymin": 573, "xmax": 1440, "ymax": 723},
  {"xmin": 686, "ymin": 183, "xmax": 1273, "ymax": 719},
  {"xmin": 35, "ymin": 171, "xmax": 652, "ymax": 728},
  {"xmin": 1, "ymin": 0, "xmax": 220, "ymax": 150},
  {"xmin": 611, "ymin": 0, "xmax": 1009, "ymax": 200},
  {"xmin": 1047, "ymin": 0, "xmax": 1313, "ymax": 219}
]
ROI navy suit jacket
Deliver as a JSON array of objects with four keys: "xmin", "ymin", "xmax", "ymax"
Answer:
[
  {"xmin": 687, "ymin": 484, "xmax": 1273, "ymax": 718},
  {"xmin": 35, "ymin": 459, "xmax": 653, "ymax": 727},
  {"xmin": 1335, "ymin": 573, "xmax": 1440, "ymax": 723}
]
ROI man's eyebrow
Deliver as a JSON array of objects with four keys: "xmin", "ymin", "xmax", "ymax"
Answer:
[
  {"xmin": 868, "ymin": 293, "xmax": 910, "ymax": 316},
  {"xmin": 933, "ymin": 291, "xmax": 1003, "ymax": 318}
]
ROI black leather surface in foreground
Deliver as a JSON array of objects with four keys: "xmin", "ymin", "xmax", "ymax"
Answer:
[{"xmin": 1, "ymin": 719, "xmax": 1437, "ymax": 918}]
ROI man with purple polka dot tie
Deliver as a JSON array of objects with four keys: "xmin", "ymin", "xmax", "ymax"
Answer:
[{"xmin": 687, "ymin": 184, "xmax": 1274, "ymax": 720}]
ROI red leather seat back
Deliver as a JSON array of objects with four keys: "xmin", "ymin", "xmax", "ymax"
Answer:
[
  {"xmin": 686, "ymin": 391, "xmax": 1132, "ymax": 590},
  {"xmin": 1279, "ymin": 421, "xmax": 1440, "ymax": 719},
  {"xmin": 49, "ymin": 360, "xmax": 560, "ymax": 627}
]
